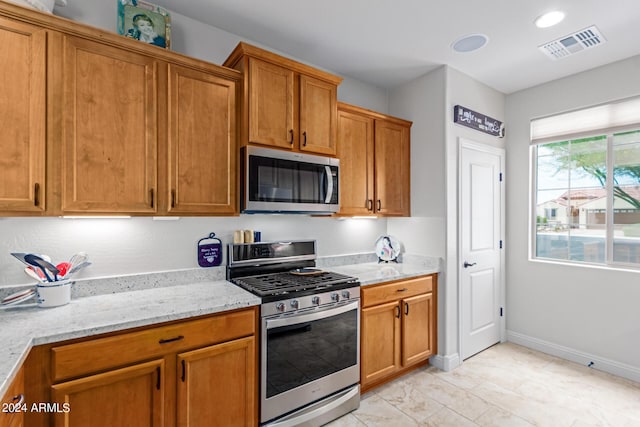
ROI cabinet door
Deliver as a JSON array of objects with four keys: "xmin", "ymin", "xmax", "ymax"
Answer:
[
  {"xmin": 0, "ymin": 18, "xmax": 46, "ymax": 213},
  {"xmin": 402, "ymin": 293, "xmax": 435, "ymax": 367},
  {"xmin": 61, "ymin": 36, "xmax": 158, "ymax": 214},
  {"xmin": 177, "ymin": 336, "xmax": 256, "ymax": 427},
  {"xmin": 0, "ymin": 365, "xmax": 24, "ymax": 427},
  {"xmin": 336, "ymin": 109, "xmax": 374, "ymax": 215},
  {"xmin": 248, "ymin": 58, "xmax": 295, "ymax": 149},
  {"xmin": 299, "ymin": 75, "xmax": 337, "ymax": 155},
  {"xmin": 167, "ymin": 64, "xmax": 237, "ymax": 214},
  {"xmin": 361, "ymin": 301, "xmax": 401, "ymax": 387},
  {"xmin": 51, "ymin": 359, "xmax": 164, "ymax": 427},
  {"xmin": 374, "ymin": 120, "xmax": 410, "ymax": 216}
]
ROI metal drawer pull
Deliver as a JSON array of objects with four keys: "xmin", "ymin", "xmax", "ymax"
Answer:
[
  {"xmin": 396, "ymin": 288, "xmax": 408, "ymax": 292},
  {"xmin": 159, "ymin": 335, "xmax": 184, "ymax": 344}
]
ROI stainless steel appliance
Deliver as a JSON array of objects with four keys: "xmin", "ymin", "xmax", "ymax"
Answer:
[
  {"xmin": 242, "ymin": 146, "xmax": 339, "ymax": 214},
  {"xmin": 227, "ymin": 240, "xmax": 360, "ymax": 427}
]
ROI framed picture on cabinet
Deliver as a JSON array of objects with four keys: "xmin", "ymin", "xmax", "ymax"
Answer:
[{"xmin": 117, "ymin": 0, "xmax": 171, "ymax": 49}]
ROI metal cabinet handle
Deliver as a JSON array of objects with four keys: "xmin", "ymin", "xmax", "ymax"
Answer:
[
  {"xmin": 405, "ymin": 302, "xmax": 409, "ymax": 316},
  {"xmin": 396, "ymin": 288, "xmax": 408, "ymax": 292},
  {"xmin": 181, "ymin": 359, "xmax": 186, "ymax": 382},
  {"xmin": 156, "ymin": 367, "xmax": 161, "ymax": 390},
  {"xmin": 367, "ymin": 199, "xmax": 373, "ymax": 211},
  {"xmin": 150, "ymin": 188, "xmax": 155, "ymax": 208},
  {"xmin": 377, "ymin": 200, "xmax": 382, "ymax": 211},
  {"xmin": 171, "ymin": 189, "xmax": 176, "ymax": 208},
  {"xmin": 289, "ymin": 129, "xmax": 294, "ymax": 145},
  {"xmin": 12, "ymin": 394, "xmax": 24, "ymax": 406},
  {"xmin": 395, "ymin": 305, "xmax": 400, "ymax": 318},
  {"xmin": 34, "ymin": 183, "xmax": 40, "ymax": 207},
  {"xmin": 159, "ymin": 335, "xmax": 184, "ymax": 344},
  {"xmin": 463, "ymin": 261, "xmax": 477, "ymax": 268},
  {"xmin": 303, "ymin": 131, "xmax": 307, "ymax": 146}
]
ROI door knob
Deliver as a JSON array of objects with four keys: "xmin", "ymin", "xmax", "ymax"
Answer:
[{"xmin": 463, "ymin": 261, "xmax": 477, "ymax": 268}]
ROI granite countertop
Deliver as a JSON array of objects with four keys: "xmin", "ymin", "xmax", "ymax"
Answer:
[
  {"xmin": 0, "ymin": 258, "xmax": 440, "ymax": 398},
  {"xmin": 328, "ymin": 262, "xmax": 439, "ymax": 286},
  {"xmin": 0, "ymin": 280, "xmax": 260, "ymax": 398}
]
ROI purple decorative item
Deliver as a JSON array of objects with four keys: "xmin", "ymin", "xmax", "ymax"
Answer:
[{"xmin": 197, "ymin": 232, "xmax": 222, "ymax": 267}]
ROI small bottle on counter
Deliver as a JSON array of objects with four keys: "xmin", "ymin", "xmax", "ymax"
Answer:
[
  {"xmin": 233, "ymin": 230, "xmax": 244, "ymax": 244},
  {"xmin": 244, "ymin": 229, "xmax": 254, "ymax": 243}
]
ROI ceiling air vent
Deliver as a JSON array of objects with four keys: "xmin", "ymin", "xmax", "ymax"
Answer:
[{"xmin": 539, "ymin": 25, "xmax": 606, "ymax": 60}]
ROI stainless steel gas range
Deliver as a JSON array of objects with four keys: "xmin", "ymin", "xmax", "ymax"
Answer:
[{"xmin": 227, "ymin": 240, "xmax": 360, "ymax": 427}]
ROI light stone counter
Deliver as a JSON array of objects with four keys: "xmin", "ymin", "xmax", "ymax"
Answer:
[
  {"xmin": 325, "ymin": 258, "xmax": 440, "ymax": 286},
  {"xmin": 0, "ymin": 280, "xmax": 260, "ymax": 398},
  {"xmin": 0, "ymin": 254, "xmax": 441, "ymax": 399}
]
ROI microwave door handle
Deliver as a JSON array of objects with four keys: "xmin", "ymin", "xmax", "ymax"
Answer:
[{"xmin": 324, "ymin": 166, "xmax": 333, "ymax": 203}]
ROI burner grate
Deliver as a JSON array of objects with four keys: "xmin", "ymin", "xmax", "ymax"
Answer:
[{"xmin": 233, "ymin": 271, "xmax": 356, "ymax": 297}]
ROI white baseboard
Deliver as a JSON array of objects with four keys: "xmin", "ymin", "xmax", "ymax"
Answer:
[
  {"xmin": 429, "ymin": 353, "xmax": 461, "ymax": 372},
  {"xmin": 507, "ymin": 330, "xmax": 640, "ymax": 383}
]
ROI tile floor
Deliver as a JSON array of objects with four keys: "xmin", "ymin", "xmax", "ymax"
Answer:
[{"xmin": 326, "ymin": 343, "xmax": 640, "ymax": 427}]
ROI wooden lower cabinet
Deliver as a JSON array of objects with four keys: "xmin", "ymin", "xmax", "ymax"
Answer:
[
  {"xmin": 361, "ymin": 275, "xmax": 437, "ymax": 391},
  {"xmin": 24, "ymin": 308, "xmax": 257, "ymax": 427},
  {"xmin": 177, "ymin": 336, "xmax": 255, "ymax": 427},
  {"xmin": 51, "ymin": 360, "xmax": 164, "ymax": 427},
  {"xmin": 0, "ymin": 365, "xmax": 24, "ymax": 427}
]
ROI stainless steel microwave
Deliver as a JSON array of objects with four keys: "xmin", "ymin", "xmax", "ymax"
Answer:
[{"xmin": 242, "ymin": 146, "xmax": 339, "ymax": 214}]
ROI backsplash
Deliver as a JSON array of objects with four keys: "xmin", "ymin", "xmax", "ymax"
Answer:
[{"xmin": 0, "ymin": 252, "xmax": 440, "ymax": 305}]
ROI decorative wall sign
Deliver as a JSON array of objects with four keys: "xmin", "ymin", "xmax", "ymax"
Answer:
[
  {"xmin": 117, "ymin": 0, "xmax": 171, "ymax": 49},
  {"xmin": 454, "ymin": 105, "xmax": 505, "ymax": 138},
  {"xmin": 197, "ymin": 232, "xmax": 222, "ymax": 267}
]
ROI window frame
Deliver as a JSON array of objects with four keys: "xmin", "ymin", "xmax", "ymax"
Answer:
[{"xmin": 530, "ymin": 126, "xmax": 640, "ymax": 270}]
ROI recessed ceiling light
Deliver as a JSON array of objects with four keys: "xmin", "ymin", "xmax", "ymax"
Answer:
[
  {"xmin": 452, "ymin": 34, "xmax": 489, "ymax": 53},
  {"xmin": 535, "ymin": 11, "xmax": 565, "ymax": 28}
]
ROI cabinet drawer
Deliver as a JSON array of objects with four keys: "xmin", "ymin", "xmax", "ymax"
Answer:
[
  {"xmin": 361, "ymin": 275, "xmax": 434, "ymax": 308},
  {"xmin": 51, "ymin": 308, "xmax": 255, "ymax": 382}
]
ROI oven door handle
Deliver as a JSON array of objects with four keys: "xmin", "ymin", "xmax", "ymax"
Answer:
[
  {"xmin": 324, "ymin": 165, "xmax": 333, "ymax": 204},
  {"xmin": 265, "ymin": 300, "xmax": 358, "ymax": 330}
]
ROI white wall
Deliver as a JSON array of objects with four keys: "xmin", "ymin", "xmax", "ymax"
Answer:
[
  {"xmin": 386, "ymin": 66, "xmax": 506, "ymax": 367},
  {"xmin": 505, "ymin": 55, "xmax": 640, "ymax": 373},
  {"xmin": 0, "ymin": 2, "xmax": 391, "ymax": 286}
]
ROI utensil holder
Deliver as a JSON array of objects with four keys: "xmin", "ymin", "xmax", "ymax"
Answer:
[{"xmin": 36, "ymin": 280, "xmax": 73, "ymax": 308}]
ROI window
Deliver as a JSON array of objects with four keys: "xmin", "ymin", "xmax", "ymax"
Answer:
[{"xmin": 531, "ymin": 99, "xmax": 640, "ymax": 268}]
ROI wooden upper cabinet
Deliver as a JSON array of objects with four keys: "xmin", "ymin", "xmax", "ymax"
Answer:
[
  {"xmin": 337, "ymin": 109, "xmax": 374, "ymax": 215},
  {"xmin": 337, "ymin": 103, "xmax": 411, "ymax": 217},
  {"xmin": 299, "ymin": 75, "xmax": 337, "ymax": 155},
  {"xmin": 248, "ymin": 58, "xmax": 295, "ymax": 149},
  {"xmin": 224, "ymin": 42, "xmax": 342, "ymax": 156},
  {"xmin": 60, "ymin": 35, "xmax": 158, "ymax": 214},
  {"xmin": 0, "ymin": 17, "xmax": 46, "ymax": 213},
  {"xmin": 167, "ymin": 64, "xmax": 237, "ymax": 215},
  {"xmin": 375, "ymin": 119, "xmax": 411, "ymax": 216}
]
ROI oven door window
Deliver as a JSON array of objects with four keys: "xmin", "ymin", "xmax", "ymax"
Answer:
[{"xmin": 265, "ymin": 307, "xmax": 357, "ymax": 398}]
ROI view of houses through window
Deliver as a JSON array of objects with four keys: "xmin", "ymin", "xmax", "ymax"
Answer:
[{"xmin": 534, "ymin": 130, "xmax": 640, "ymax": 267}]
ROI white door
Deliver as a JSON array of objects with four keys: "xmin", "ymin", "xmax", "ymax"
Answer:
[{"xmin": 460, "ymin": 139, "xmax": 504, "ymax": 360}]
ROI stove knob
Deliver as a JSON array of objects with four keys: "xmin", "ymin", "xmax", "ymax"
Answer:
[
  {"xmin": 331, "ymin": 293, "xmax": 340, "ymax": 302},
  {"xmin": 312, "ymin": 296, "xmax": 321, "ymax": 305},
  {"xmin": 290, "ymin": 300, "xmax": 299, "ymax": 309},
  {"xmin": 276, "ymin": 302, "xmax": 286, "ymax": 313},
  {"xmin": 342, "ymin": 290, "xmax": 351, "ymax": 299}
]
